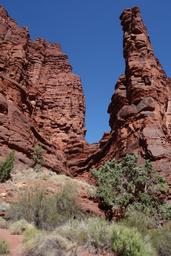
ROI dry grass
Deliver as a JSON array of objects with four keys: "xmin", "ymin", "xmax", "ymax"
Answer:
[
  {"xmin": 56, "ymin": 217, "xmax": 114, "ymax": 250},
  {"xmin": 0, "ymin": 167, "xmax": 95, "ymax": 204},
  {"xmin": 7, "ymin": 182, "xmax": 85, "ymax": 230},
  {"xmin": 0, "ymin": 239, "xmax": 10, "ymax": 255},
  {"xmin": 9, "ymin": 219, "xmax": 32, "ymax": 235},
  {"xmin": 23, "ymin": 226, "xmax": 41, "ymax": 243},
  {"xmin": 22, "ymin": 233, "xmax": 75, "ymax": 256}
]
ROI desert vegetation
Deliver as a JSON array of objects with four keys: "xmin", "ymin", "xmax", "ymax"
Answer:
[
  {"xmin": 7, "ymin": 182, "xmax": 84, "ymax": 230},
  {"xmin": 0, "ymin": 151, "xmax": 14, "ymax": 182},
  {"xmin": 0, "ymin": 239, "xmax": 10, "ymax": 255},
  {"xmin": 92, "ymin": 153, "xmax": 171, "ymax": 221},
  {"xmin": 0, "ymin": 217, "xmax": 8, "ymax": 229},
  {"xmin": 1, "ymin": 154, "xmax": 171, "ymax": 255},
  {"xmin": 31, "ymin": 144, "xmax": 45, "ymax": 171}
]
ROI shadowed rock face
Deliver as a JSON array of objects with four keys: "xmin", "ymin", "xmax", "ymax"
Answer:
[{"xmin": 1, "ymin": 5, "xmax": 171, "ymax": 190}]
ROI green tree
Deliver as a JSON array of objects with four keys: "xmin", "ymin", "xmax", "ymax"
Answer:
[
  {"xmin": 0, "ymin": 151, "xmax": 15, "ymax": 182},
  {"xmin": 92, "ymin": 154, "xmax": 170, "ymax": 220}
]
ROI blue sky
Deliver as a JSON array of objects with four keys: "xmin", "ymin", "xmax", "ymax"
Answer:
[{"xmin": 1, "ymin": 0, "xmax": 171, "ymax": 143}]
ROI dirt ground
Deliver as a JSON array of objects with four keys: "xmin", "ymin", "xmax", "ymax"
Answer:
[{"xmin": 0, "ymin": 228, "xmax": 22, "ymax": 256}]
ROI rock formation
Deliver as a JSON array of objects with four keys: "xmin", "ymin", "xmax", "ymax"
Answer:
[
  {"xmin": 86, "ymin": 7, "xmax": 171, "ymax": 195},
  {"xmin": 1, "ymin": 4, "xmax": 171, "ymax": 192},
  {"xmin": 107, "ymin": 6, "xmax": 170, "ymax": 166},
  {"xmin": 0, "ymin": 5, "xmax": 93, "ymax": 173}
]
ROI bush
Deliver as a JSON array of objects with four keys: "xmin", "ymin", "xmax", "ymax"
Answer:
[
  {"xmin": 22, "ymin": 233, "xmax": 74, "ymax": 256},
  {"xmin": 120, "ymin": 209, "xmax": 157, "ymax": 235},
  {"xmin": 0, "ymin": 151, "xmax": 15, "ymax": 182},
  {"xmin": 0, "ymin": 217, "xmax": 8, "ymax": 229},
  {"xmin": 53, "ymin": 182, "xmax": 84, "ymax": 224},
  {"xmin": 7, "ymin": 189, "xmax": 50, "ymax": 227},
  {"xmin": 57, "ymin": 217, "xmax": 113, "ymax": 250},
  {"xmin": 9, "ymin": 219, "xmax": 31, "ymax": 235},
  {"xmin": 111, "ymin": 225, "xmax": 156, "ymax": 256},
  {"xmin": 92, "ymin": 153, "xmax": 170, "ymax": 221},
  {"xmin": 120, "ymin": 210, "xmax": 171, "ymax": 256},
  {"xmin": 32, "ymin": 145, "xmax": 45, "ymax": 170},
  {"xmin": 0, "ymin": 239, "xmax": 10, "ymax": 255},
  {"xmin": 150, "ymin": 228, "xmax": 171, "ymax": 256},
  {"xmin": 22, "ymin": 219, "xmax": 121, "ymax": 256},
  {"xmin": 8, "ymin": 183, "xmax": 84, "ymax": 230},
  {"xmin": 23, "ymin": 226, "xmax": 41, "ymax": 243}
]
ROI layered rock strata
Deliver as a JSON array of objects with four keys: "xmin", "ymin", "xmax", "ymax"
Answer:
[
  {"xmin": 0, "ymin": 5, "xmax": 92, "ymax": 172},
  {"xmin": 87, "ymin": 7, "xmax": 171, "ymax": 195},
  {"xmin": 1, "ymin": 4, "xmax": 171, "ymax": 191}
]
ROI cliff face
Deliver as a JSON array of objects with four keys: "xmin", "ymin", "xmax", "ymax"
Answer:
[
  {"xmin": 98, "ymin": 7, "xmax": 171, "ymax": 193},
  {"xmin": 0, "ymin": 5, "xmax": 91, "ymax": 172},
  {"xmin": 1, "ymin": 5, "xmax": 171, "ymax": 188}
]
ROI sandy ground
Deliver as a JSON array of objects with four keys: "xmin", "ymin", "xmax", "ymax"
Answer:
[{"xmin": 0, "ymin": 228, "xmax": 22, "ymax": 256}]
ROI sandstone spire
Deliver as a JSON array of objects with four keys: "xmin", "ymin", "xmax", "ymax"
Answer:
[
  {"xmin": 75, "ymin": 7, "xmax": 171, "ymax": 196},
  {"xmin": 106, "ymin": 7, "xmax": 171, "ymax": 193}
]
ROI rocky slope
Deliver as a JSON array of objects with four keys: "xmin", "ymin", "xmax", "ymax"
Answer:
[{"xmin": 1, "ymin": 5, "xmax": 171, "ymax": 191}]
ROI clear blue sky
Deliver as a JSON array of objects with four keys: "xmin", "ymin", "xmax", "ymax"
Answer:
[{"xmin": 1, "ymin": 0, "xmax": 171, "ymax": 143}]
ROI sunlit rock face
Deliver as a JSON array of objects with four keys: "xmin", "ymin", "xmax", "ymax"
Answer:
[
  {"xmin": 98, "ymin": 7, "xmax": 171, "ymax": 194},
  {"xmin": 74, "ymin": 7, "xmax": 171, "ymax": 196},
  {"xmin": 0, "ymin": 5, "xmax": 90, "ymax": 173},
  {"xmin": 64, "ymin": 6, "xmax": 171, "ymax": 190},
  {"xmin": 1, "ymin": 4, "xmax": 171, "ymax": 192}
]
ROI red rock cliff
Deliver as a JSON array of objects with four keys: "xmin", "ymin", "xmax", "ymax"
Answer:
[
  {"xmin": 1, "ymin": 4, "xmax": 171, "ymax": 189},
  {"xmin": 0, "ymin": 5, "xmax": 91, "ymax": 172},
  {"xmin": 88, "ymin": 7, "xmax": 171, "ymax": 194}
]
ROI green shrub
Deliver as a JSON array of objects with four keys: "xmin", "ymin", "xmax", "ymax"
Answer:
[
  {"xmin": 120, "ymin": 210, "xmax": 171, "ymax": 256},
  {"xmin": 9, "ymin": 219, "xmax": 31, "ymax": 235},
  {"xmin": 0, "ymin": 151, "xmax": 15, "ymax": 182},
  {"xmin": 150, "ymin": 228, "xmax": 171, "ymax": 256},
  {"xmin": 92, "ymin": 153, "xmax": 170, "ymax": 220},
  {"xmin": 0, "ymin": 239, "xmax": 10, "ymax": 255},
  {"xmin": 0, "ymin": 217, "xmax": 8, "ymax": 229},
  {"xmin": 8, "ymin": 183, "xmax": 84, "ymax": 230},
  {"xmin": 111, "ymin": 225, "xmax": 156, "ymax": 256}
]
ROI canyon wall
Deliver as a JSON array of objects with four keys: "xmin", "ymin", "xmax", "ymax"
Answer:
[
  {"xmin": 0, "ymin": 4, "xmax": 171, "ymax": 191},
  {"xmin": 0, "ymin": 5, "xmax": 95, "ymax": 173}
]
